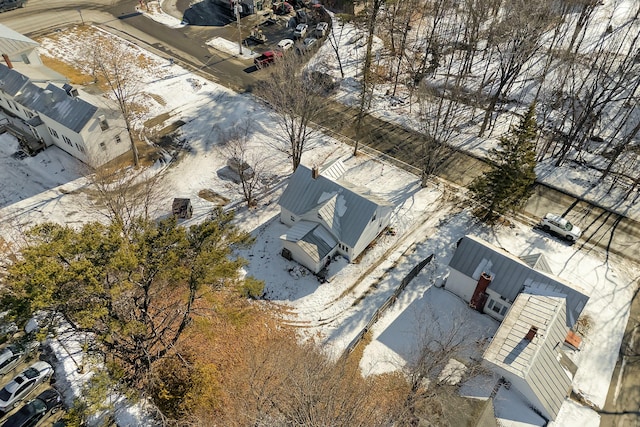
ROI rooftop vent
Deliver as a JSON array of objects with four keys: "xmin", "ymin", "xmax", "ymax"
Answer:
[{"xmin": 43, "ymin": 89, "xmax": 54, "ymax": 104}]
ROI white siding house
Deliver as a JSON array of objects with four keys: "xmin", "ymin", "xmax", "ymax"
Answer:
[
  {"xmin": 483, "ymin": 293, "xmax": 576, "ymax": 421},
  {"xmin": 0, "ymin": 24, "xmax": 131, "ymax": 166},
  {"xmin": 445, "ymin": 235, "xmax": 589, "ymax": 325},
  {"xmin": 446, "ymin": 235, "xmax": 589, "ymax": 422},
  {"xmin": 278, "ymin": 160, "xmax": 394, "ymax": 274}
]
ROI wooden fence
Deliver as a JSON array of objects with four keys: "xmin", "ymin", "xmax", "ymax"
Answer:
[{"xmin": 343, "ymin": 253, "xmax": 434, "ymax": 356}]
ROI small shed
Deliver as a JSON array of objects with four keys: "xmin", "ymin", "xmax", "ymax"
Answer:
[{"xmin": 172, "ymin": 198, "xmax": 193, "ymax": 219}]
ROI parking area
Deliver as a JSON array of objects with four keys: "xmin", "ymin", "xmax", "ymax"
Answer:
[{"xmin": 0, "ymin": 337, "xmax": 65, "ymax": 427}]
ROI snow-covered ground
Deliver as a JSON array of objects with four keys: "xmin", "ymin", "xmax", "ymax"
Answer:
[{"xmin": 0, "ymin": 4, "xmax": 638, "ymax": 426}]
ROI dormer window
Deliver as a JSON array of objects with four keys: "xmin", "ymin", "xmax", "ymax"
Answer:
[{"xmin": 99, "ymin": 115, "xmax": 109, "ymax": 131}]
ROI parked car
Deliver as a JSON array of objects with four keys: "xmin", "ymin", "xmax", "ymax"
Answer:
[
  {"xmin": 293, "ymin": 23, "xmax": 308, "ymax": 39},
  {"xmin": 0, "ymin": 0, "xmax": 26, "ymax": 12},
  {"xmin": 315, "ymin": 22, "xmax": 329, "ymax": 38},
  {"xmin": 254, "ymin": 50, "xmax": 283, "ymax": 69},
  {"xmin": 0, "ymin": 362, "xmax": 53, "ymax": 413},
  {"xmin": 297, "ymin": 37, "xmax": 317, "ymax": 55},
  {"xmin": 1, "ymin": 388, "xmax": 62, "ymax": 427},
  {"xmin": 0, "ymin": 342, "xmax": 39, "ymax": 377},
  {"xmin": 539, "ymin": 213, "xmax": 582, "ymax": 241},
  {"xmin": 276, "ymin": 38, "xmax": 294, "ymax": 51}
]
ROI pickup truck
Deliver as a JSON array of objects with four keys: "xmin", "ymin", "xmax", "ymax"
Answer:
[{"xmin": 254, "ymin": 50, "xmax": 283, "ymax": 69}]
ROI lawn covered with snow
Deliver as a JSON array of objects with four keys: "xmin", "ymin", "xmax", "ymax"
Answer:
[{"xmin": 0, "ymin": 4, "xmax": 638, "ymax": 426}]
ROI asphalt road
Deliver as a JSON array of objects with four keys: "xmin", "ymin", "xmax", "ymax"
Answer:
[{"xmin": 2, "ymin": 1, "xmax": 640, "ymax": 424}]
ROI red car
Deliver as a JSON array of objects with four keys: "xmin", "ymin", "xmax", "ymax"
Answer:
[{"xmin": 254, "ymin": 50, "xmax": 283, "ymax": 69}]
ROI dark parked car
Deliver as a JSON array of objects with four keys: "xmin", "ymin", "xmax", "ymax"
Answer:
[
  {"xmin": 1, "ymin": 389, "xmax": 62, "ymax": 427},
  {"xmin": 0, "ymin": 342, "xmax": 39, "ymax": 377},
  {"xmin": 0, "ymin": 0, "xmax": 26, "ymax": 12}
]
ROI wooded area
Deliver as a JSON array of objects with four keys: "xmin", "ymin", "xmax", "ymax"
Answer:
[{"xmin": 351, "ymin": 0, "xmax": 640, "ymax": 200}]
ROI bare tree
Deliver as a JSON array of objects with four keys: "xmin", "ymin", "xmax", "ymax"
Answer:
[
  {"xmin": 566, "ymin": 0, "xmax": 602, "ymax": 54},
  {"xmin": 90, "ymin": 35, "xmax": 145, "ymax": 166},
  {"xmin": 477, "ymin": 0, "xmax": 553, "ymax": 137},
  {"xmin": 552, "ymin": 17, "xmax": 640, "ymax": 167},
  {"xmin": 219, "ymin": 122, "xmax": 266, "ymax": 207},
  {"xmin": 224, "ymin": 337, "xmax": 405, "ymax": 427},
  {"xmin": 415, "ymin": 60, "xmax": 464, "ymax": 186},
  {"xmin": 255, "ymin": 55, "xmax": 325, "ymax": 171},
  {"xmin": 399, "ymin": 308, "xmax": 491, "ymax": 426},
  {"xmin": 354, "ymin": 0, "xmax": 385, "ymax": 156},
  {"xmin": 88, "ymin": 163, "xmax": 167, "ymax": 234},
  {"xmin": 326, "ymin": 15, "xmax": 350, "ymax": 79}
]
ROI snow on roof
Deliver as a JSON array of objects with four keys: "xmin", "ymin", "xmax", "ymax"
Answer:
[
  {"xmin": 0, "ymin": 24, "xmax": 39, "ymax": 57},
  {"xmin": 278, "ymin": 161, "xmax": 392, "ymax": 248},
  {"xmin": 449, "ymin": 235, "xmax": 589, "ymax": 327},
  {"xmin": 483, "ymin": 293, "xmax": 572, "ymax": 420},
  {"xmin": 15, "ymin": 81, "xmax": 98, "ymax": 133}
]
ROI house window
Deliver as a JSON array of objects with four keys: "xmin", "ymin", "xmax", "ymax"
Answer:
[
  {"xmin": 100, "ymin": 142, "xmax": 107, "ymax": 151},
  {"xmin": 25, "ymin": 111, "xmax": 33, "ymax": 118},
  {"xmin": 75, "ymin": 143, "xmax": 85, "ymax": 153},
  {"xmin": 488, "ymin": 299, "xmax": 504, "ymax": 315},
  {"xmin": 48, "ymin": 127, "xmax": 59, "ymax": 139},
  {"xmin": 99, "ymin": 115, "xmax": 109, "ymax": 131},
  {"xmin": 21, "ymin": 54, "xmax": 30, "ymax": 65},
  {"xmin": 62, "ymin": 135, "xmax": 72, "ymax": 146},
  {"xmin": 371, "ymin": 212, "xmax": 376, "ymax": 222},
  {"xmin": 290, "ymin": 215, "xmax": 295, "ymax": 222},
  {"xmin": 115, "ymin": 135, "xmax": 122, "ymax": 144},
  {"xmin": 317, "ymin": 212, "xmax": 322, "ymax": 219}
]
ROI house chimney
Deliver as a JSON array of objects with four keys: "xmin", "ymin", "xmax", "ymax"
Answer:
[
  {"xmin": 311, "ymin": 165, "xmax": 319, "ymax": 179},
  {"xmin": 525, "ymin": 326, "xmax": 538, "ymax": 342},
  {"xmin": 469, "ymin": 272, "xmax": 492, "ymax": 312},
  {"xmin": 2, "ymin": 54, "xmax": 13, "ymax": 69}
]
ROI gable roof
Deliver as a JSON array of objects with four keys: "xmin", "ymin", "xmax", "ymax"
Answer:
[
  {"xmin": 15, "ymin": 80, "xmax": 98, "ymax": 133},
  {"xmin": 0, "ymin": 63, "xmax": 30, "ymax": 96},
  {"xmin": 281, "ymin": 221, "xmax": 337, "ymax": 262},
  {"xmin": 449, "ymin": 235, "xmax": 589, "ymax": 326},
  {"xmin": 278, "ymin": 162, "xmax": 392, "ymax": 248},
  {"xmin": 483, "ymin": 292, "xmax": 573, "ymax": 420},
  {"xmin": 0, "ymin": 24, "xmax": 39, "ymax": 57}
]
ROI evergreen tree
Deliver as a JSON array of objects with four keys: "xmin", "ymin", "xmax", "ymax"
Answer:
[
  {"xmin": 1, "ymin": 209, "xmax": 260, "ymax": 393},
  {"xmin": 470, "ymin": 104, "xmax": 538, "ymax": 222}
]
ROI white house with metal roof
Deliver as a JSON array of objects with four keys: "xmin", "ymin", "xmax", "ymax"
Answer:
[
  {"xmin": 482, "ymin": 292, "xmax": 577, "ymax": 421},
  {"xmin": 445, "ymin": 235, "xmax": 589, "ymax": 325},
  {"xmin": 0, "ymin": 24, "xmax": 42, "ymax": 70},
  {"xmin": 278, "ymin": 160, "xmax": 394, "ymax": 274},
  {"xmin": 0, "ymin": 24, "xmax": 130, "ymax": 166},
  {"xmin": 446, "ymin": 235, "xmax": 589, "ymax": 422}
]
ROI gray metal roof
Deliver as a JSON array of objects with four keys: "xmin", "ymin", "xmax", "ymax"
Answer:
[
  {"xmin": 0, "ymin": 24, "xmax": 39, "ymax": 57},
  {"xmin": 483, "ymin": 293, "xmax": 572, "ymax": 420},
  {"xmin": 519, "ymin": 253, "xmax": 552, "ymax": 273},
  {"xmin": 278, "ymin": 161, "xmax": 393, "ymax": 248},
  {"xmin": 0, "ymin": 64, "xmax": 30, "ymax": 96},
  {"xmin": 449, "ymin": 235, "xmax": 589, "ymax": 326},
  {"xmin": 15, "ymin": 82, "xmax": 98, "ymax": 133},
  {"xmin": 281, "ymin": 221, "xmax": 337, "ymax": 262}
]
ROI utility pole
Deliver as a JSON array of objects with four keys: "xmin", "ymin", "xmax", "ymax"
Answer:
[{"xmin": 234, "ymin": 1, "xmax": 243, "ymax": 55}]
